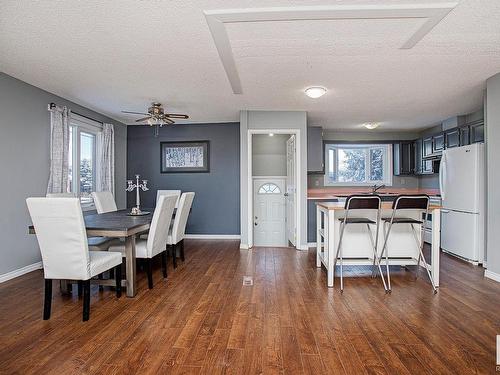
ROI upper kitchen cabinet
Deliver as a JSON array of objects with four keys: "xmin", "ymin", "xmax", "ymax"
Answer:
[
  {"xmin": 445, "ymin": 128, "xmax": 460, "ymax": 149},
  {"xmin": 414, "ymin": 139, "xmax": 423, "ymax": 175},
  {"xmin": 393, "ymin": 141, "xmax": 415, "ymax": 175},
  {"xmin": 459, "ymin": 126, "xmax": 470, "ymax": 146},
  {"xmin": 469, "ymin": 120, "xmax": 485, "ymax": 143},
  {"xmin": 432, "ymin": 133, "xmax": 445, "ymax": 154},
  {"xmin": 423, "ymin": 137, "xmax": 433, "ymax": 158},
  {"xmin": 307, "ymin": 126, "xmax": 324, "ymax": 173}
]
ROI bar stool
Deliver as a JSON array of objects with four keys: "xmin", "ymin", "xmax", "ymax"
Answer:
[
  {"xmin": 378, "ymin": 195, "xmax": 437, "ymax": 293},
  {"xmin": 333, "ymin": 195, "xmax": 387, "ymax": 293}
]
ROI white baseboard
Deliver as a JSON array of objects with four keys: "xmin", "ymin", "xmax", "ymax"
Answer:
[
  {"xmin": 240, "ymin": 243, "xmax": 249, "ymax": 249},
  {"xmin": 0, "ymin": 261, "xmax": 43, "ymax": 283},
  {"xmin": 184, "ymin": 234, "xmax": 241, "ymax": 240},
  {"xmin": 484, "ymin": 269, "xmax": 500, "ymax": 283}
]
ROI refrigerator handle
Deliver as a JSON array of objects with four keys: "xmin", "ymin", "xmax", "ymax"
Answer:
[
  {"xmin": 439, "ymin": 153, "xmax": 446, "ymax": 200},
  {"xmin": 441, "ymin": 209, "xmax": 450, "ymax": 213}
]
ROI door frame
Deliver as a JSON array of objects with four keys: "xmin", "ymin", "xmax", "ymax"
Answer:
[{"xmin": 247, "ymin": 129, "xmax": 302, "ymax": 249}]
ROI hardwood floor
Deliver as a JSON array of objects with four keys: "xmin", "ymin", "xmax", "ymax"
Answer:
[{"xmin": 0, "ymin": 240, "xmax": 499, "ymax": 374}]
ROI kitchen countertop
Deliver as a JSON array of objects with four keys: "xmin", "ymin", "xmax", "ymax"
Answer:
[{"xmin": 308, "ymin": 187, "xmax": 441, "ymax": 200}]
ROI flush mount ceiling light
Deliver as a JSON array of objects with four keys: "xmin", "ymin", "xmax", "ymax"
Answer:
[
  {"xmin": 269, "ymin": 133, "xmax": 274, "ymax": 137},
  {"xmin": 305, "ymin": 86, "xmax": 327, "ymax": 99},
  {"xmin": 364, "ymin": 122, "xmax": 380, "ymax": 130}
]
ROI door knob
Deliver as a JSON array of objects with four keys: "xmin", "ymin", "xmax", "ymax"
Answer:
[
  {"xmin": 254, "ymin": 222, "xmax": 258, "ymax": 226},
  {"xmin": 284, "ymin": 193, "xmax": 289, "ymax": 197}
]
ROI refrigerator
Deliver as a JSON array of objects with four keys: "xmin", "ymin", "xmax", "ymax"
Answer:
[{"xmin": 439, "ymin": 143, "xmax": 485, "ymax": 263}]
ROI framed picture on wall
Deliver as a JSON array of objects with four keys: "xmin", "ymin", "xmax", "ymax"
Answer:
[{"xmin": 160, "ymin": 141, "xmax": 210, "ymax": 173}]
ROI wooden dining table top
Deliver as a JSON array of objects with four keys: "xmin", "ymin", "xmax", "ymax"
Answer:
[{"xmin": 29, "ymin": 208, "xmax": 155, "ymax": 237}]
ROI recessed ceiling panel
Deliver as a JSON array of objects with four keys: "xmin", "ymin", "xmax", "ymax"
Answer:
[{"xmin": 226, "ymin": 18, "xmax": 427, "ymax": 58}]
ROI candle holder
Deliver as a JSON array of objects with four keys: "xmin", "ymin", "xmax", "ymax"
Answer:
[{"xmin": 126, "ymin": 174, "xmax": 149, "ymax": 215}]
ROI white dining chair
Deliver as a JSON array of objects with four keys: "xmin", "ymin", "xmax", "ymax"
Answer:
[
  {"xmin": 91, "ymin": 191, "xmax": 118, "ymax": 214},
  {"xmin": 157, "ymin": 190, "xmax": 181, "ymax": 208},
  {"xmin": 26, "ymin": 197, "xmax": 123, "ymax": 321},
  {"xmin": 109, "ymin": 194, "xmax": 177, "ymax": 289},
  {"xmin": 167, "ymin": 192, "xmax": 195, "ymax": 268}
]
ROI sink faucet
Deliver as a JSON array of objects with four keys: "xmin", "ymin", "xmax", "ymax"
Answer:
[{"xmin": 372, "ymin": 184, "xmax": 386, "ymax": 193}]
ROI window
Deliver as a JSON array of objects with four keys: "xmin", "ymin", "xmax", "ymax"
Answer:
[
  {"xmin": 68, "ymin": 114, "xmax": 102, "ymax": 208},
  {"xmin": 324, "ymin": 143, "xmax": 392, "ymax": 186},
  {"xmin": 258, "ymin": 183, "xmax": 281, "ymax": 194}
]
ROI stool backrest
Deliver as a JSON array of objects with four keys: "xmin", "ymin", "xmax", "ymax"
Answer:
[
  {"xmin": 91, "ymin": 191, "xmax": 118, "ymax": 214},
  {"xmin": 27, "ymin": 197, "xmax": 91, "ymax": 280},
  {"xmin": 344, "ymin": 195, "xmax": 381, "ymax": 210},
  {"xmin": 392, "ymin": 195, "xmax": 429, "ymax": 210}
]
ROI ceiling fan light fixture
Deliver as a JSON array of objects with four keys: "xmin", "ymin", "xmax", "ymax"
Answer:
[
  {"xmin": 364, "ymin": 122, "xmax": 380, "ymax": 130},
  {"xmin": 305, "ymin": 86, "xmax": 327, "ymax": 99}
]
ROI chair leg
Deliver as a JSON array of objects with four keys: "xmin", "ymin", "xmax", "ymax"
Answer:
[
  {"xmin": 410, "ymin": 224, "xmax": 437, "ymax": 293},
  {"xmin": 115, "ymin": 265, "xmax": 122, "ymax": 298},
  {"xmin": 172, "ymin": 244, "xmax": 177, "ymax": 269},
  {"xmin": 77, "ymin": 280, "xmax": 83, "ymax": 297},
  {"xmin": 366, "ymin": 224, "xmax": 388, "ymax": 291},
  {"xmin": 161, "ymin": 251, "xmax": 168, "ymax": 278},
  {"xmin": 146, "ymin": 258, "xmax": 154, "ymax": 289},
  {"xmin": 180, "ymin": 239, "xmax": 185, "ymax": 262},
  {"xmin": 333, "ymin": 221, "xmax": 346, "ymax": 292},
  {"xmin": 379, "ymin": 221, "xmax": 393, "ymax": 293},
  {"xmin": 82, "ymin": 280, "xmax": 91, "ymax": 322},
  {"xmin": 43, "ymin": 279, "xmax": 52, "ymax": 320}
]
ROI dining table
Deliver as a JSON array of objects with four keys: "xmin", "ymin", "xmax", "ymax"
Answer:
[{"xmin": 29, "ymin": 208, "xmax": 154, "ymax": 297}]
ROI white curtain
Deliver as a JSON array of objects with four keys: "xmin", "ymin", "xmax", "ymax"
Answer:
[
  {"xmin": 47, "ymin": 106, "xmax": 70, "ymax": 194},
  {"xmin": 96, "ymin": 123, "xmax": 115, "ymax": 194}
]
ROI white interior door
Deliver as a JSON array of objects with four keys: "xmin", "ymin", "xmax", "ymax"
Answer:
[
  {"xmin": 253, "ymin": 179, "xmax": 286, "ymax": 247},
  {"xmin": 286, "ymin": 136, "xmax": 296, "ymax": 246}
]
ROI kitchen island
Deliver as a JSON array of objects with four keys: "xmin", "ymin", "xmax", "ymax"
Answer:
[{"xmin": 316, "ymin": 200, "xmax": 441, "ymax": 288}]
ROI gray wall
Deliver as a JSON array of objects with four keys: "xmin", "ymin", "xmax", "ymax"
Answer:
[
  {"xmin": 127, "ymin": 123, "xmax": 240, "ymax": 235},
  {"xmin": 486, "ymin": 73, "xmax": 500, "ymax": 278},
  {"xmin": 0, "ymin": 73, "xmax": 127, "ymax": 276},
  {"xmin": 252, "ymin": 134, "xmax": 288, "ymax": 176},
  {"xmin": 240, "ymin": 110, "xmax": 308, "ymax": 250}
]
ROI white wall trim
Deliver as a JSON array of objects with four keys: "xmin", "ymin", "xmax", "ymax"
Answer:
[
  {"xmin": 0, "ymin": 261, "xmax": 43, "ymax": 283},
  {"xmin": 485, "ymin": 269, "xmax": 500, "ymax": 283},
  {"xmin": 204, "ymin": 3, "xmax": 457, "ymax": 94},
  {"xmin": 184, "ymin": 234, "xmax": 241, "ymax": 240},
  {"xmin": 240, "ymin": 243, "xmax": 249, "ymax": 249}
]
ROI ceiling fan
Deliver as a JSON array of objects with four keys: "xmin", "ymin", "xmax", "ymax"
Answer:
[{"xmin": 122, "ymin": 102, "xmax": 189, "ymax": 126}]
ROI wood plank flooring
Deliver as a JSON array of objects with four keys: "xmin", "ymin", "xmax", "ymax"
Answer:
[{"xmin": 0, "ymin": 240, "xmax": 499, "ymax": 374}]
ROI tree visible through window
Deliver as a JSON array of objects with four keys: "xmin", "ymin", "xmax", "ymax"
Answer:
[{"xmin": 324, "ymin": 144, "xmax": 392, "ymax": 186}]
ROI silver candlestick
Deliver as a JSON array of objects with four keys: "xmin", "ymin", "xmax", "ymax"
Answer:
[{"xmin": 126, "ymin": 174, "xmax": 149, "ymax": 212}]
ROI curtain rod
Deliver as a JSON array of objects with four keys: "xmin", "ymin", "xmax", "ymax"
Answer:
[{"xmin": 48, "ymin": 102, "xmax": 103, "ymax": 125}]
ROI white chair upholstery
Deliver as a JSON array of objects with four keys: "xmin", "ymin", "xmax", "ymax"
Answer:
[
  {"xmin": 26, "ymin": 197, "xmax": 123, "ymax": 321},
  {"xmin": 109, "ymin": 195, "xmax": 177, "ymax": 288},
  {"xmin": 167, "ymin": 192, "xmax": 195, "ymax": 268},
  {"xmin": 91, "ymin": 191, "xmax": 118, "ymax": 214},
  {"xmin": 157, "ymin": 190, "xmax": 181, "ymax": 209},
  {"xmin": 46, "ymin": 192, "xmax": 76, "ymax": 198}
]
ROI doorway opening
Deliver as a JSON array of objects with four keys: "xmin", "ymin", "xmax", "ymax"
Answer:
[{"xmin": 251, "ymin": 133, "xmax": 297, "ymax": 247}]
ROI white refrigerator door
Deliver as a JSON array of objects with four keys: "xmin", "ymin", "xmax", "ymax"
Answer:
[
  {"xmin": 441, "ymin": 209, "xmax": 479, "ymax": 261},
  {"xmin": 440, "ymin": 144, "xmax": 482, "ymax": 213}
]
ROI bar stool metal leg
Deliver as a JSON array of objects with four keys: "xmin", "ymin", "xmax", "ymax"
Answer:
[
  {"xmin": 366, "ymin": 224, "xmax": 387, "ymax": 291},
  {"xmin": 333, "ymin": 220, "xmax": 347, "ymax": 293},
  {"xmin": 410, "ymin": 223, "xmax": 437, "ymax": 293},
  {"xmin": 379, "ymin": 220, "xmax": 393, "ymax": 292}
]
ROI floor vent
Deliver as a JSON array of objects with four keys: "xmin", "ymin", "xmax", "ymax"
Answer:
[{"xmin": 243, "ymin": 276, "xmax": 253, "ymax": 286}]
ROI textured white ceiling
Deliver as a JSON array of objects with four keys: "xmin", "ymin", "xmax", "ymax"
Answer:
[{"xmin": 1, "ymin": 0, "xmax": 500, "ymax": 131}]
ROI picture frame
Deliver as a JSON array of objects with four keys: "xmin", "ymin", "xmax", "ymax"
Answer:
[{"xmin": 160, "ymin": 141, "xmax": 210, "ymax": 173}]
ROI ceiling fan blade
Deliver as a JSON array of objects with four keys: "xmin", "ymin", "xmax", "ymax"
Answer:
[
  {"xmin": 122, "ymin": 111, "xmax": 149, "ymax": 115},
  {"xmin": 135, "ymin": 117, "xmax": 152, "ymax": 122},
  {"xmin": 162, "ymin": 117, "xmax": 175, "ymax": 124},
  {"xmin": 165, "ymin": 113, "xmax": 189, "ymax": 119}
]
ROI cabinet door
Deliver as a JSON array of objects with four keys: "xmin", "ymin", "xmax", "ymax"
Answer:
[
  {"xmin": 445, "ymin": 128, "xmax": 460, "ymax": 148},
  {"xmin": 414, "ymin": 139, "xmax": 423, "ymax": 174},
  {"xmin": 307, "ymin": 127, "xmax": 323, "ymax": 173},
  {"xmin": 393, "ymin": 142, "xmax": 414, "ymax": 175},
  {"xmin": 422, "ymin": 159, "xmax": 434, "ymax": 174},
  {"xmin": 432, "ymin": 133, "xmax": 445, "ymax": 154},
  {"xmin": 470, "ymin": 122, "xmax": 484, "ymax": 143},
  {"xmin": 459, "ymin": 126, "xmax": 470, "ymax": 146},
  {"xmin": 423, "ymin": 137, "xmax": 433, "ymax": 158}
]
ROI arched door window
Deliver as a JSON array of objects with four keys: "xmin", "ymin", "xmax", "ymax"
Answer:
[{"xmin": 258, "ymin": 183, "xmax": 281, "ymax": 194}]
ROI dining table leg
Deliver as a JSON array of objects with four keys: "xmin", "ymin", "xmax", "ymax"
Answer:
[{"xmin": 124, "ymin": 235, "xmax": 137, "ymax": 297}]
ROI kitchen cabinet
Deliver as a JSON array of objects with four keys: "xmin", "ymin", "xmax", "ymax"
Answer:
[
  {"xmin": 414, "ymin": 139, "xmax": 423, "ymax": 175},
  {"xmin": 445, "ymin": 128, "xmax": 460, "ymax": 148},
  {"xmin": 459, "ymin": 126, "xmax": 470, "ymax": 146},
  {"xmin": 469, "ymin": 120, "xmax": 484, "ymax": 143},
  {"xmin": 307, "ymin": 126, "xmax": 324, "ymax": 173},
  {"xmin": 422, "ymin": 159, "xmax": 435, "ymax": 174},
  {"xmin": 423, "ymin": 137, "xmax": 433, "ymax": 158},
  {"xmin": 432, "ymin": 133, "xmax": 445, "ymax": 154},
  {"xmin": 393, "ymin": 141, "xmax": 414, "ymax": 175}
]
